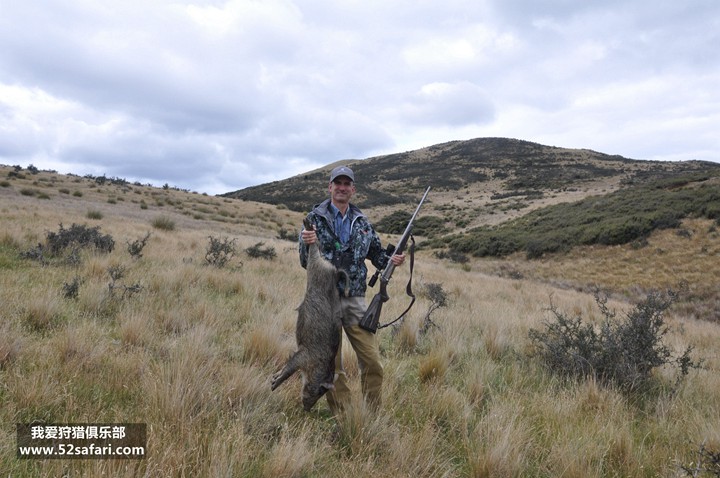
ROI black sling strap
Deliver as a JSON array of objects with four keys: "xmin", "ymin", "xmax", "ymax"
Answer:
[{"xmin": 378, "ymin": 235, "xmax": 416, "ymax": 330}]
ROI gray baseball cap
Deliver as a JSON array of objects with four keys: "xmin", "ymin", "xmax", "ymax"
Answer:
[{"xmin": 330, "ymin": 166, "xmax": 354, "ymax": 182}]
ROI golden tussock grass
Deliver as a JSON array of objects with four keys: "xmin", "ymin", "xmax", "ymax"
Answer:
[
  {"xmin": 465, "ymin": 404, "xmax": 532, "ymax": 478},
  {"xmin": 50, "ymin": 321, "xmax": 108, "ymax": 368},
  {"xmin": 22, "ymin": 291, "xmax": 64, "ymax": 332},
  {"xmin": 117, "ymin": 309, "xmax": 155, "ymax": 347},
  {"xmin": 2, "ymin": 166, "xmax": 720, "ymax": 476},
  {"xmin": 418, "ymin": 348, "xmax": 451, "ymax": 383},
  {"xmin": 392, "ymin": 318, "xmax": 420, "ymax": 353},
  {"xmin": 0, "ymin": 321, "xmax": 24, "ymax": 369},
  {"xmin": 262, "ymin": 423, "xmax": 326, "ymax": 478}
]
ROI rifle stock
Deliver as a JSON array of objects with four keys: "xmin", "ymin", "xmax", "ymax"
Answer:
[
  {"xmin": 358, "ymin": 285, "xmax": 388, "ymax": 333},
  {"xmin": 359, "ymin": 186, "xmax": 431, "ymax": 333}
]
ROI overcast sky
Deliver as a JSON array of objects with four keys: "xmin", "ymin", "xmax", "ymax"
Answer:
[{"xmin": 1, "ymin": 1, "xmax": 719, "ymax": 195}]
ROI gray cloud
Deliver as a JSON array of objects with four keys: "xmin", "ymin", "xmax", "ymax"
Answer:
[{"xmin": 1, "ymin": 0, "xmax": 718, "ymax": 194}]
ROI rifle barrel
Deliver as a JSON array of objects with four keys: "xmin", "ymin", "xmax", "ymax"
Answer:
[
  {"xmin": 380, "ymin": 186, "xmax": 430, "ymax": 282},
  {"xmin": 399, "ymin": 186, "xmax": 431, "ymax": 245}
]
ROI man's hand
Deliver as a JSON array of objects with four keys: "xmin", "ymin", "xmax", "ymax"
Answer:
[
  {"xmin": 301, "ymin": 228, "xmax": 317, "ymax": 245},
  {"xmin": 390, "ymin": 253, "xmax": 405, "ymax": 266}
]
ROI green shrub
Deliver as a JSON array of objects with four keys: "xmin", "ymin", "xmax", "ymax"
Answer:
[
  {"xmin": 62, "ymin": 277, "xmax": 82, "ymax": 300},
  {"xmin": 376, "ymin": 211, "xmax": 411, "ymax": 234},
  {"xmin": 86, "ymin": 210, "xmax": 103, "ymax": 220},
  {"xmin": 107, "ymin": 266, "xmax": 143, "ymax": 299},
  {"xmin": 529, "ymin": 289, "xmax": 700, "ymax": 392},
  {"xmin": 418, "ymin": 282, "xmax": 449, "ymax": 335},
  {"xmin": 245, "ymin": 242, "xmax": 276, "ymax": 260},
  {"xmin": 680, "ymin": 443, "xmax": 720, "ymax": 477},
  {"xmin": 45, "ymin": 223, "xmax": 115, "ymax": 255},
  {"xmin": 127, "ymin": 232, "xmax": 151, "ymax": 259},
  {"xmin": 433, "ymin": 249, "xmax": 469, "ymax": 264},
  {"xmin": 376, "ymin": 212, "xmax": 447, "ymax": 237},
  {"xmin": 19, "ymin": 244, "xmax": 46, "ymax": 264},
  {"xmin": 277, "ymin": 228, "xmax": 298, "ymax": 242},
  {"xmin": 525, "ymin": 234, "xmax": 570, "ymax": 259},
  {"xmin": 595, "ymin": 219, "xmax": 654, "ymax": 246},
  {"xmin": 205, "ymin": 236, "xmax": 237, "ymax": 268}
]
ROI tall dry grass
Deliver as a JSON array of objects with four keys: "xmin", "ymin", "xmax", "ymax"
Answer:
[{"xmin": 2, "ymin": 166, "xmax": 719, "ymax": 477}]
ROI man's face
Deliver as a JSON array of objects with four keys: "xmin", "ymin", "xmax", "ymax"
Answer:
[{"xmin": 329, "ymin": 176, "xmax": 355, "ymax": 205}]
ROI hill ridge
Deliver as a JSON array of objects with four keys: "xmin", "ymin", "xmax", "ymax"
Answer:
[{"xmin": 222, "ymin": 136, "xmax": 719, "ymax": 226}]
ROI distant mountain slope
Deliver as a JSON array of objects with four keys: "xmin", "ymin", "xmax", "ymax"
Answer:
[{"xmin": 222, "ymin": 137, "xmax": 720, "ymax": 230}]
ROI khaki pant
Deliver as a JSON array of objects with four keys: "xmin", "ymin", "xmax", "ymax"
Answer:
[{"xmin": 326, "ymin": 296, "xmax": 383, "ymax": 412}]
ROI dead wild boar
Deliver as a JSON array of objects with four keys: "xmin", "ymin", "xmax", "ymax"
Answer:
[{"xmin": 271, "ymin": 217, "xmax": 344, "ymax": 411}]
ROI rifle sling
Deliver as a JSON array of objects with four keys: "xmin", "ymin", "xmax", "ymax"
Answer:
[{"xmin": 378, "ymin": 235, "xmax": 416, "ymax": 330}]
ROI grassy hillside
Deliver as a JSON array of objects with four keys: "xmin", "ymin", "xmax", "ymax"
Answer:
[
  {"xmin": 2, "ymin": 164, "xmax": 720, "ymax": 476},
  {"xmin": 424, "ymin": 171, "xmax": 720, "ymax": 323},
  {"xmin": 437, "ymin": 171, "xmax": 720, "ymax": 257},
  {"xmin": 220, "ymin": 137, "xmax": 720, "ymax": 321},
  {"xmin": 223, "ymin": 137, "xmax": 719, "ymax": 228}
]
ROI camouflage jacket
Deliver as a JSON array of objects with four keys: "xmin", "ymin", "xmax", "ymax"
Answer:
[{"xmin": 299, "ymin": 199, "xmax": 390, "ymax": 297}]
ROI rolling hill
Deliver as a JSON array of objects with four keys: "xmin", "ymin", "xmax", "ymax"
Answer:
[
  {"xmin": 222, "ymin": 137, "xmax": 718, "ymax": 224},
  {"xmin": 222, "ymin": 137, "xmax": 720, "ymax": 321}
]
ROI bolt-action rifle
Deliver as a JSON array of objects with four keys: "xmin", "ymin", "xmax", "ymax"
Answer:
[{"xmin": 359, "ymin": 186, "xmax": 431, "ymax": 333}]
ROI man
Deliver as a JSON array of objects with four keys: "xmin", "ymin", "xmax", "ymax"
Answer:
[{"xmin": 299, "ymin": 165, "xmax": 404, "ymax": 412}]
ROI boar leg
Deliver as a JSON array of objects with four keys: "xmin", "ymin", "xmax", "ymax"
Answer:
[{"xmin": 271, "ymin": 352, "xmax": 302, "ymax": 390}]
